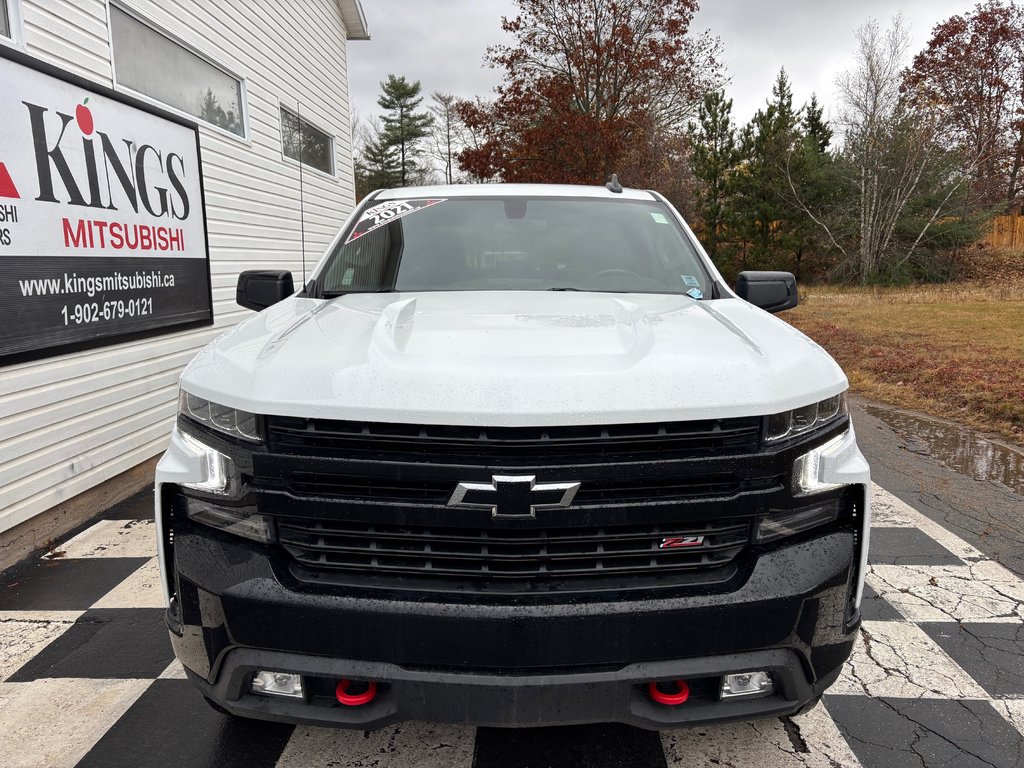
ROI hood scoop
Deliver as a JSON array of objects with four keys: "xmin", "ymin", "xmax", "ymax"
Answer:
[{"xmin": 380, "ymin": 297, "xmax": 418, "ymax": 352}]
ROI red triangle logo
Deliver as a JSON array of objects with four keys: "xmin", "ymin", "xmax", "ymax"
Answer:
[{"xmin": 0, "ymin": 162, "xmax": 20, "ymax": 199}]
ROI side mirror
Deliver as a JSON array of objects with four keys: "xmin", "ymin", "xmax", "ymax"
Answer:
[
  {"xmin": 735, "ymin": 271, "xmax": 798, "ymax": 313},
  {"xmin": 236, "ymin": 270, "xmax": 294, "ymax": 311}
]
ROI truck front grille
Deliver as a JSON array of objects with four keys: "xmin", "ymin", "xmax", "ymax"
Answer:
[
  {"xmin": 252, "ymin": 415, "xmax": 791, "ymax": 596},
  {"xmin": 278, "ymin": 517, "xmax": 751, "ymax": 594}
]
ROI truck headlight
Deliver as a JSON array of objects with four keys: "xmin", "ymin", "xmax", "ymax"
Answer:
[
  {"xmin": 765, "ymin": 393, "xmax": 847, "ymax": 442},
  {"xmin": 178, "ymin": 430, "xmax": 242, "ymax": 497},
  {"xmin": 179, "ymin": 391, "xmax": 261, "ymax": 442},
  {"xmin": 792, "ymin": 429, "xmax": 851, "ymax": 496}
]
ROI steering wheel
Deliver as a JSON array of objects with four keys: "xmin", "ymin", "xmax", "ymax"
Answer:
[{"xmin": 590, "ymin": 268, "xmax": 643, "ymax": 281}]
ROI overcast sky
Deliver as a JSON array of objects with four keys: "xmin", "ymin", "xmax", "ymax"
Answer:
[{"xmin": 347, "ymin": 0, "xmax": 975, "ymax": 130}]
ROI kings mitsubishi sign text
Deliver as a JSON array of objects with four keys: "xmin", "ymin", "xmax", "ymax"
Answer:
[{"xmin": 0, "ymin": 49, "xmax": 212, "ymax": 364}]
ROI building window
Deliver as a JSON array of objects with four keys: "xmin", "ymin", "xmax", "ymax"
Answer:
[
  {"xmin": 1, "ymin": 1, "xmax": 11, "ymax": 39},
  {"xmin": 109, "ymin": 5, "xmax": 245, "ymax": 137},
  {"xmin": 281, "ymin": 108, "xmax": 334, "ymax": 175}
]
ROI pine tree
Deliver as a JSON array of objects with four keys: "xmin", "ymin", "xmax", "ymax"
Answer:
[
  {"xmin": 802, "ymin": 94, "xmax": 832, "ymax": 154},
  {"xmin": 689, "ymin": 91, "xmax": 740, "ymax": 267},
  {"xmin": 354, "ymin": 117, "xmax": 401, "ymax": 199},
  {"xmin": 377, "ymin": 75, "xmax": 434, "ymax": 186},
  {"xmin": 733, "ymin": 69, "xmax": 802, "ymax": 269}
]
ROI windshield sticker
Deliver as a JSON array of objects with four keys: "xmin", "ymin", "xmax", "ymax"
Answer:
[
  {"xmin": 650, "ymin": 212, "xmax": 669, "ymax": 224},
  {"xmin": 345, "ymin": 198, "xmax": 447, "ymax": 244},
  {"xmin": 681, "ymin": 275, "xmax": 701, "ymax": 287},
  {"xmin": 687, "ymin": 287, "xmax": 704, "ymax": 300}
]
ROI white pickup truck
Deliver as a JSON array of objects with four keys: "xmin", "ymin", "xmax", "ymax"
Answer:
[{"xmin": 155, "ymin": 182, "xmax": 871, "ymax": 729}]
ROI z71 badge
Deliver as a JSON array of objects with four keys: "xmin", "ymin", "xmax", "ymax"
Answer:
[{"xmin": 659, "ymin": 535, "xmax": 706, "ymax": 549}]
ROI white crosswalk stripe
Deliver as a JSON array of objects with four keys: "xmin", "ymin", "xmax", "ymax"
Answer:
[
  {"xmin": 831, "ymin": 620, "xmax": 987, "ymax": 699},
  {"xmin": 0, "ymin": 678, "xmax": 149, "ymax": 768},
  {"xmin": 868, "ymin": 562, "xmax": 1024, "ymax": 623}
]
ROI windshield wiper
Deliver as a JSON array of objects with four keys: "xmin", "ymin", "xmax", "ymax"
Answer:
[{"xmin": 546, "ymin": 287, "xmax": 583, "ymax": 291}]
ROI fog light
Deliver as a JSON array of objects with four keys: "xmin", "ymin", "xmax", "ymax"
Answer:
[
  {"xmin": 721, "ymin": 671, "xmax": 773, "ymax": 699},
  {"xmin": 251, "ymin": 671, "xmax": 303, "ymax": 699},
  {"xmin": 186, "ymin": 499, "xmax": 274, "ymax": 543},
  {"xmin": 756, "ymin": 500, "xmax": 841, "ymax": 543}
]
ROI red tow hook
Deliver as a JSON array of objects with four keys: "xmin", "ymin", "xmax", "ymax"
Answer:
[
  {"xmin": 336, "ymin": 679, "xmax": 378, "ymax": 706},
  {"xmin": 648, "ymin": 679, "xmax": 690, "ymax": 706}
]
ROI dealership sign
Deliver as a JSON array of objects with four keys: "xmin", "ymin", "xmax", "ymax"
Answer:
[{"xmin": 0, "ymin": 49, "xmax": 212, "ymax": 364}]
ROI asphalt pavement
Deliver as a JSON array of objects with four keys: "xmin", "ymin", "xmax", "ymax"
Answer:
[
  {"xmin": 1, "ymin": 402, "xmax": 1023, "ymax": 768},
  {"xmin": 852, "ymin": 399, "xmax": 1024, "ymax": 578}
]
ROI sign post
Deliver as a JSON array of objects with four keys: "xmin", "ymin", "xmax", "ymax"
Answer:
[{"xmin": 0, "ymin": 49, "xmax": 213, "ymax": 365}]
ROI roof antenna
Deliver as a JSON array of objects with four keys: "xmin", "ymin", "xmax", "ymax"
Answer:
[
  {"xmin": 606, "ymin": 173, "xmax": 623, "ymax": 193},
  {"xmin": 297, "ymin": 101, "xmax": 307, "ymax": 286}
]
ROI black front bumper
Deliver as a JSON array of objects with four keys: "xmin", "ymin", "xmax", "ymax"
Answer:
[
  {"xmin": 185, "ymin": 646, "xmax": 843, "ymax": 729},
  {"xmin": 167, "ymin": 525, "xmax": 859, "ymax": 730}
]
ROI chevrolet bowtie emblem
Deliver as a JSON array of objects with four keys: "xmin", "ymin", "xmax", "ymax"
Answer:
[{"xmin": 448, "ymin": 475, "xmax": 581, "ymax": 519}]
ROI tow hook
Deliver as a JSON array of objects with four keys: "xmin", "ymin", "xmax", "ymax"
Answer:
[
  {"xmin": 648, "ymin": 679, "xmax": 690, "ymax": 706},
  {"xmin": 335, "ymin": 679, "xmax": 378, "ymax": 706}
]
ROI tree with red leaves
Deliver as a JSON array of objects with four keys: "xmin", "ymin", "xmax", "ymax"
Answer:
[
  {"xmin": 904, "ymin": 0, "xmax": 1024, "ymax": 206},
  {"xmin": 456, "ymin": 0, "xmax": 723, "ymax": 187}
]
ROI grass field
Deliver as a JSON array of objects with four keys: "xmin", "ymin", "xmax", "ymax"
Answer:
[{"xmin": 785, "ymin": 282, "xmax": 1024, "ymax": 442}]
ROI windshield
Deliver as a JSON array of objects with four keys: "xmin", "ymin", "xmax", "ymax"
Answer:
[{"xmin": 315, "ymin": 196, "xmax": 712, "ymax": 297}]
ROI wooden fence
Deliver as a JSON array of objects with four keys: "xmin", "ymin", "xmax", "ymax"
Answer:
[{"xmin": 984, "ymin": 214, "xmax": 1024, "ymax": 249}]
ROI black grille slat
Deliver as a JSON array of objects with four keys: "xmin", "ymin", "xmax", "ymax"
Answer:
[
  {"xmin": 277, "ymin": 520, "xmax": 748, "ymax": 546},
  {"xmin": 288, "ymin": 475, "xmax": 451, "ymax": 502},
  {"xmin": 284, "ymin": 473, "xmax": 751, "ymax": 504},
  {"xmin": 284, "ymin": 546, "xmax": 745, "ymax": 569},
  {"xmin": 266, "ymin": 416, "xmax": 761, "ymax": 462},
  {"xmin": 277, "ymin": 518, "xmax": 750, "ymax": 582},
  {"xmin": 289, "ymin": 552, "xmax": 740, "ymax": 580},
  {"xmin": 279, "ymin": 536, "xmax": 747, "ymax": 561}
]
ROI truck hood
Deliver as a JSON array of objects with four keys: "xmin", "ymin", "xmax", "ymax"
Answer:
[{"xmin": 181, "ymin": 292, "xmax": 847, "ymax": 426}]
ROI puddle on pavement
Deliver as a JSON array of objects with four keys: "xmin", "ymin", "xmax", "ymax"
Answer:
[{"xmin": 864, "ymin": 405, "xmax": 1024, "ymax": 495}]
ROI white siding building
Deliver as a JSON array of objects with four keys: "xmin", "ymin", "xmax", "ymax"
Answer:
[{"xmin": 0, "ymin": 0, "xmax": 368, "ymax": 551}]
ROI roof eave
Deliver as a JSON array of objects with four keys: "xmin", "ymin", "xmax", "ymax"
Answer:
[{"xmin": 337, "ymin": 0, "xmax": 370, "ymax": 40}]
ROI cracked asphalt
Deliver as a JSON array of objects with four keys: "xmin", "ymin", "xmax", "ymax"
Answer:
[{"xmin": 1, "ymin": 402, "xmax": 1023, "ymax": 767}]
